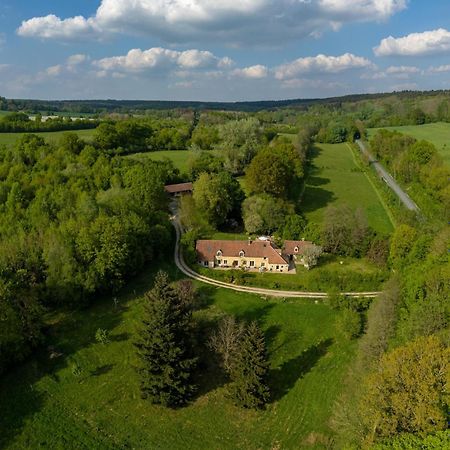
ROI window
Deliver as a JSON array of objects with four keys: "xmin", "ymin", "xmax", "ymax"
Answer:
[
  {"xmin": 216, "ymin": 250, "xmax": 222, "ymax": 257},
  {"xmin": 223, "ymin": 260, "xmax": 228, "ymax": 265},
  {"xmin": 239, "ymin": 250, "xmax": 245, "ymax": 257},
  {"xmin": 294, "ymin": 246, "xmax": 299, "ymax": 253},
  {"xmin": 204, "ymin": 261, "xmax": 208, "ymax": 267},
  {"xmin": 217, "ymin": 260, "xmax": 222, "ymax": 265},
  {"xmin": 261, "ymin": 262, "xmax": 265, "ymax": 267},
  {"xmin": 250, "ymin": 261, "xmax": 255, "ymax": 267},
  {"xmin": 276, "ymin": 265, "xmax": 279, "ymax": 270}
]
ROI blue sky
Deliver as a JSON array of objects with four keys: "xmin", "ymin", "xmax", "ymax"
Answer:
[{"xmin": 1, "ymin": 1, "xmax": 450, "ymax": 101}]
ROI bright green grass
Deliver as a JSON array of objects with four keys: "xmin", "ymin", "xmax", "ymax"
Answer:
[
  {"xmin": 126, "ymin": 150, "xmax": 191, "ymax": 174},
  {"xmin": 0, "ymin": 264, "xmax": 355, "ymax": 450},
  {"xmin": 0, "ymin": 129, "xmax": 96, "ymax": 147},
  {"xmin": 198, "ymin": 253, "xmax": 386, "ymax": 292},
  {"xmin": 368, "ymin": 122, "xmax": 450, "ymax": 165},
  {"xmin": 301, "ymin": 143, "xmax": 393, "ymax": 234}
]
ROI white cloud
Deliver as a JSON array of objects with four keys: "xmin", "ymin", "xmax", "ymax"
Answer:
[
  {"xmin": 232, "ymin": 65, "xmax": 268, "ymax": 79},
  {"xmin": 17, "ymin": 0, "xmax": 406, "ymax": 45},
  {"xmin": 360, "ymin": 71, "xmax": 386, "ymax": 80},
  {"xmin": 374, "ymin": 28, "xmax": 450, "ymax": 56},
  {"xmin": 93, "ymin": 47, "xmax": 228, "ymax": 73},
  {"xmin": 67, "ymin": 54, "xmax": 88, "ymax": 66},
  {"xmin": 46, "ymin": 65, "xmax": 62, "ymax": 77},
  {"xmin": 428, "ymin": 64, "xmax": 450, "ymax": 74},
  {"xmin": 274, "ymin": 53, "xmax": 373, "ymax": 80},
  {"xmin": 17, "ymin": 14, "xmax": 98, "ymax": 40},
  {"xmin": 386, "ymin": 65, "xmax": 420, "ymax": 74}
]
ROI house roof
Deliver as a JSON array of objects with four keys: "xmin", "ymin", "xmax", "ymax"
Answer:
[
  {"xmin": 164, "ymin": 182, "xmax": 193, "ymax": 194},
  {"xmin": 283, "ymin": 240, "xmax": 315, "ymax": 255},
  {"xmin": 196, "ymin": 240, "xmax": 288, "ymax": 265}
]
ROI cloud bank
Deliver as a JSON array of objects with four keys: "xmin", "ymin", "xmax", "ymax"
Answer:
[
  {"xmin": 18, "ymin": 0, "xmax": 406, "ymax": 45},
  {"xmin": 374, "ymin": 28, "xmax": 450, "ymax": 56}
]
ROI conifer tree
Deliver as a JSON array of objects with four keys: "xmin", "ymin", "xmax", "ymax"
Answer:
[
  {"xmin": 135, "ymin": 271, "xmax": 197, "ymax": 407},
  {"xmin": 230, "ymin": 321, "xmax": 270, "ymax": 409}
]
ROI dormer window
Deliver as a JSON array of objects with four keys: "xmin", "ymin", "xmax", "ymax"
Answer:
[
  {"xmin": 239, "ymin": 250, "xmax": 245, "ymax": 257},
  {"xmin": 294, "ymin": 246, "xmax": 299, "ymax": 253},
  {"xmin": 216, "ymin": 250, "xmax": 222, "ymax": 257}
]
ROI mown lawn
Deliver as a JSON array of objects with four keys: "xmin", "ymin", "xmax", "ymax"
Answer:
[
  {"xmin": 368, "ymin": 122, "xmax": 450, "ymax": 165},
  {"xmin": 0, "ymin": 129, "xmax": 96, "ymax": 147},
  {"xmin": 126, "ymin": 150, "xmax": 191, "ymax": 174},
  {"xmin": 301, "ymin": 143, "xmax": 394, "ymax": 234},
  {"xmin": 197, "ymin": 253, "xmax": 387, "ymax": 292},
  {"xmin": 0, "ymin": 263, "xmax": 356, "ymax": 450}
]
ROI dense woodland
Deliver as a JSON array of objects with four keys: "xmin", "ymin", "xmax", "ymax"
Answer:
[
  {"xmin": 0, "ymin": 91, "xmax": 449, "ymax": 448},
  {"xmin": 0, "ymin": 132, "xmax": 175, "ymax": 373}
]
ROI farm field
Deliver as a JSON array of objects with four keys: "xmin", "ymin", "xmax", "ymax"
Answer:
[
  {"xmin": 0, "ymin": 263, "xmax": 355, "ymax": 450},
  {"xmin": 301, "ymin": 143, "xmax": 394, "ymax": 234},
  {"xmin": 0, "ymin": 129, "xmax": 96, "ymax": 147},
  {"xmin": 368, "ymin": 122, "xmax": 450, "ymax": 165},
  {"xmin": 126, "ymin": 150, "xmax": 191, "ymax": 174}
]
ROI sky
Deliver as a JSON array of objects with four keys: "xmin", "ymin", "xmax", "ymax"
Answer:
[{"xmin": 1, "ymin": 0, "xmax": 450, "ymax": 102}]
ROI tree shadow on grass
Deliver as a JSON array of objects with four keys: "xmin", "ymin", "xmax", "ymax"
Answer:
[
  {"xmin": 269, "ymin": 338, "xmax": 334, "ymax": 402},
  {"xmin": 0, "ymin": 362, "xmax": 45, "ymax": 449},
  {"xmin": 90, "ymin": 364, "xmax": 115, "ymax": 377},
  {"xmin": 195, "ymin": 284, "xmax": 217, "ymax": 310},
  {"xmin": 109, "ymin": 332, "xmax": 131, "ymax": 342},
  {"xmin": 300, "ymin": 185, "xmax": 335, "ymax": 214}
]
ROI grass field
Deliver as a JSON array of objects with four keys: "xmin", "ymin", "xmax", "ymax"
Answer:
[
  {"xmin": 301, "ymin": 143, "xmax": 394, "ymax": 234},
  {"xmin": 126, "ymin": 150, "xmax": 191, "ymax": 174},
  {"xmin": 0, "ymin": 129, "xmax": 96, "ymax": 147},
  {"xmin": 368, "ymin": 122, "xmax": 450, "ymax": 165},
  {"xmin": 198, "ymin": 253, "xmax": 386, "ymax": 292},
  {"xmin": 0, "ymin": 263, "xmax": 355, "ymax": 449}
]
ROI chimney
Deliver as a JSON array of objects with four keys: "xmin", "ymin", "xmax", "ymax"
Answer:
[{"xmin": 248, "ymin": 238, "xmax": 252, "ymax": 245}]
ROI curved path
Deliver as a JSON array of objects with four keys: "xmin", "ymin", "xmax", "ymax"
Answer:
[{"xmin": 171, "ymin": 212, "xmax": 381, "ymax": 299}]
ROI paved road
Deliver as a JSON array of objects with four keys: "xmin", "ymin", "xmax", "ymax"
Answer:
[
  {"xmin": 356, "ymin": 140, "xmax": 420, "ymax": 213},
  {"xmin": 170, "ymin": 209, "xmax": 381, "ymax": 299}
]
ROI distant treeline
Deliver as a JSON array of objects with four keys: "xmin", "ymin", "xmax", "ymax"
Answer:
[
  {"xmin": 0, "ymin": 112, "xmax": 98, "ymax": 133},
  {"xmin": 2, "ymin": 90, "xmax": 450, "ymax": 114}
]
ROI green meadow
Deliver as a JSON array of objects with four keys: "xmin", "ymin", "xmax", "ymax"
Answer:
[
  {"xmin": 0, "ymin": 129, "xmax": 96, "ymax": 147},
  {"xmin": 0, "ymin": 264, "xmax": 355, "ymax": 450},
  {"xmin": 368, "ymin": 122, "xmax": 450, "ymax": 165},
  {"xmin": 126, "ymin": 150, "xmax": 191, "ymax": 174},
  {"xmin": 300, "ymin": 143, "xmax": 394, "ymax": 234}
]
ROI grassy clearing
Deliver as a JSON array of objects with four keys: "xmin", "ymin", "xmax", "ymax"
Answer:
[
  {"xmin": 0, "ymin": 262, "xmax": 355, "ymax": 450},
  {"xmin": 126, "ymin": 150, "xmax": 191, "ymax": 174},
  {"xmin": 0, "ymin": 129, "xmax": 96, "ymax": 147},
  {"xmin": 368, "ymin": 122, "xmax": 450, "ymax": 165},
  {"xmin": 197, "ymin": 253, "xmax": 387, "ymax": 292},
  {"xmin": 300, "ymin": 143, "xmax": 393, "ymax": 234}
]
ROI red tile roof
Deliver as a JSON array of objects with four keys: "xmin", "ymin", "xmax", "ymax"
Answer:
[
  {"xmin": 164, "ymin": 182, "xmax": 193, "ymax": 194},
  {"xmin": 283, "ymin": 240, "xmax": 315, "ymax": 255},
  {"xmin": 196, "ymin": 240, "xmax": 288, "ymax": 265}
]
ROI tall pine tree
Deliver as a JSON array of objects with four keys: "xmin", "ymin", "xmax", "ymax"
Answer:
[
  {"xmin": 135, "ymin": 271, "xmax": 197, "ymax": 407},
  {"xmin": 230, "ymin": 321, "xmax": 270, "ymax": 409}
]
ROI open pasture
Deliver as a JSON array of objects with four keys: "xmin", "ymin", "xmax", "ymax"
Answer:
[
  {"xmin": 300, "ymin": 143, "xmax": 394, "ymax": 234},
  {"xmin": 126, "ymin": 150, "xmax": 191, "ymax": 174},
  {"xmin": 0, "ymin": 265, "xmax": 355, "ymax": 450},
  {"xmin": 0, "ymin": 129, "xmax": 96, "ymax": 147},
  {"xmin": 368, "ymin": 122, "xmax": 450, "ymax": 165}
]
